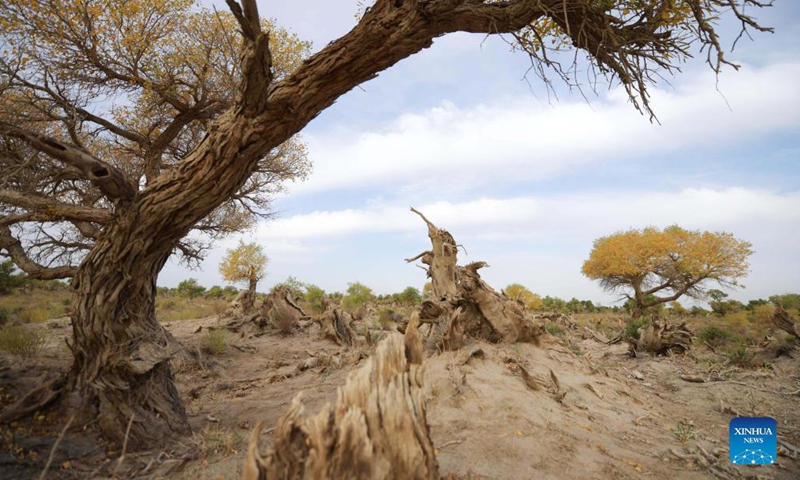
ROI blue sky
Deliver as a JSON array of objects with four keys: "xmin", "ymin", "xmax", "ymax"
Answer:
[{"xmin": 166, "ymin": 0, "xmax": 800, "ymax": 307}]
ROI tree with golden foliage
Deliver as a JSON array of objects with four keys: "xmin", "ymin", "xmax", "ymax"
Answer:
[
  {"xmin": 0, "ymin": 0, "xmax": 771, "ymax": 448},
  {"xmin": 582, "ymin": 226, "xmax": 753, "ymax": 317},
  {"xmin": 219, "ymin": 241, "xmax": 268, "ymax": 313},
  {"xmin": 504, "ymin": 283, "xmax": 543, "ymax": 310}
]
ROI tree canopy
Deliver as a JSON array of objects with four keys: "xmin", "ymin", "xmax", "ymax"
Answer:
[
  {"xmin": 0, "ymin": 0, "xmax": 311, "ymax": 274},
  {"xmin": 219, "ymin": 241, "xmax": 267, "ymax": 287},
  {"xmin": 582, "ymin": 225, "xmax": 753, "ymax": 316}
]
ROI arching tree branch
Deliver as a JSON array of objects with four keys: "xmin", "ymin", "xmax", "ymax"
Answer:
[
  {"xmin": 0, "ymin": 225, "xmax": 77, "ymax": 279},
  {"xmin": 0, "ymin": 190, "xmax": 112, "ymax": 224},
  {"xmin": 0, "ymin": 124, "xmax": 136, "ymax": 202}
]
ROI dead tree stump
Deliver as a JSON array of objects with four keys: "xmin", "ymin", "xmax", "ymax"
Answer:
[
  {"xmin": 772, "ymin": 306, "xmax": 800, "ymax": 339},
  {"xmin": 241, "ymin": 330, "xmax": 438, "ymax": 479},
  {"xmin": 634, "ymin": 318, "xmax": 693, "ymax": 355},
  {"xmin": 227, "ymin": 286, "xmax": 310, "ymax": 335},
  {"xmin": 405, "ymin": 208, "xmax": 544, "ymax": 345}
]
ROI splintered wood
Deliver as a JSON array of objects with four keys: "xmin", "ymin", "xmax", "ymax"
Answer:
[{"xmin": 242, "ymin": 331, "xmax": 438, "ymax": 480}]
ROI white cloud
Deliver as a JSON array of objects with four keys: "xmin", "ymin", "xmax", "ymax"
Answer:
[
  {"xmin": 294, "ymin": 61, "xmax": 800, "ymax": 195},
  {"xmin": 259, "ymin": 187, "xmax": 800, "ymax": 242}
]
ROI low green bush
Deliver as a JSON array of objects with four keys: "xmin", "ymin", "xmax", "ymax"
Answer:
[
  {"xmin": 0, "ymin": 326, "xmax": 47, "ymax": 357},
  {"xmin": 200, "ymin": 329, "xmax": 228, "ymax": 355},
  {"xmin": 624, "ymin": 317, "xmax": 650, "ymax": 340},
  {"xmin": 697, "ymin": 325, "xmax": 734, "ymax": 346}
]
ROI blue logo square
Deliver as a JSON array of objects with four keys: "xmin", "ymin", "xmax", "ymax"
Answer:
[{"xmin": 729, "ymin": 417, "xmax": 777, "ymax": 465}]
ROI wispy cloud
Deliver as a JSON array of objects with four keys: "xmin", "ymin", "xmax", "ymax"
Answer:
[
  {"xmin": 259, "ymin": 187, "xmax": 800, "ymax": 243},
  {"xmin": 294, "ymin": 61, "xmax": 800, "ymax": 195}
]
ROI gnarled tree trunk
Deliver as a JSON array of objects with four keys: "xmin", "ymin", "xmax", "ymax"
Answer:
[
  {"xmin": 405, "ymin": 208, "xmax": 544, "ymax": 345},
  {"xmin": 64, "ymin": 112, "xmax": 276, "ymax": 447}
]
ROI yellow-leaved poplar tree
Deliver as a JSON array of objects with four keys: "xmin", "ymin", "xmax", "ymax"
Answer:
[
  {"xmin": 504, "ymin": 283, "xmax": 543, "ymax": 310},
  {"xmin": 582, "ymin": 226, "xmax": 753, "ymax": 317},
  {"xmin": 219, "ymin": 241, "xmax": 268, "ymax": 313}
]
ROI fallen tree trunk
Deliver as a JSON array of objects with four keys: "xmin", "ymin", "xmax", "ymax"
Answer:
[
  {"xmin": 405, "ymin": 208, "xmax": 544, "ymax": 345},
  {"xmin": 634, "ymin": 318, "xmax": 692, "ymax": 355},
  {"xmin": 772, "ymin": 306, "xmax": 800, "ymax": 339},
  {"xmin": 242, "ymin": 320, "xmax": 437, "ymax": 479}
]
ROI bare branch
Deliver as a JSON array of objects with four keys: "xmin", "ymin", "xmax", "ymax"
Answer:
[
  {"xmin": 0, "ymin": 189, "xmax": 112, "ymax": 224},
  {"xmin": 0, "ymin": 225, "xmax": 77, "ymax": 280}
]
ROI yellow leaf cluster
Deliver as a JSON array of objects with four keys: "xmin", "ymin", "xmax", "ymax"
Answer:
[
  {"xmin": 219, "ymin": 241, "xmax": 267, "ymax": 286},
  {"xmin": 504, "ymin": 283, "xmax": 543, "ymax": 310},
  {"xmin": 582, "ymin": 225, "xmax": 753, "ymax": 291}
]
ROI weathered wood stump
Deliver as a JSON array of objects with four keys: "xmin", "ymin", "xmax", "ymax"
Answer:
[
  {"xmin": 634, "ymin": 318, "xmax": 692, "ymax": 355},
  {"xmin": 772, "ymin": 306, "xmax": 800, "ymax": 339},
  {"xmin": 242, "ymin": 317, "xmax": 437, "ymax": 479},
  {"xmin": 405, "ymin": 208, "xmax": 544, "ymax": 346}
]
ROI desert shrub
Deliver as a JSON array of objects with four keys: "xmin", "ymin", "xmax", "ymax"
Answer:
[
  {"xmin": 396, "ymin": 286, "xmax": 422, "ymax": 306},
  {"xmin": 200, "ymin": 329, "xmax": 227, "ymax": 355},
  {"xmin": 624, "ymin": 317, "xmax": 650, "ymax": 340},
  {"xmin": 341, "ymin": 282, "xmax": 375, "ymax": 312},
  {"xmin": 0, "ymin": 326, "xmax": 47, "ymax": 357},
  {"xmin": 725, "ymin": 345, "xmax": 753, "ymax": 366},
  {"xmin": 545, "ymin": 323, "xmax": 565, "ymax": 337},
  {"xmin": 697, "ymin": 325, "xmax": 734, "ymax": 346},
  {"xmin": 305, "ymin": 284, "xmax": 327, "ymax": 313},
  {"xmin": 177, "ymin": 278, "xmax": 206, "ymax": 299},
  {"xmin": 19, "ymin": 307, "xmax": 53, "ymax": 323},
  {"xmin": 748, "ymin": 304, "xmax": 776, "ymax": 325},
  {"xmin": 0, "ymin": 260, "xmax": 26, "ymax": 294},
  {"xmin": 0, "ymin": 308, "xmax": 8, "ymax": 325},
  {"xmin": 205, "ymin": 285, "xmax": 226, "ymax": 299}
]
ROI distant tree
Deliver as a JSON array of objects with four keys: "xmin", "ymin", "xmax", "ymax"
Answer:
[
  {"xmin": 273, "ymin": 276, "xmax": 305, "ymax": 299},
  {"xmin": 422, "ymin": 282, "xmax": 434, "ymax": 299},
  {"xmin": 746, "ymin": 299, "xmax": 768, "ymax": 311},
  {"xmin": 504, "ymin": 284, "xmax": 543, "ymax": 310},
  {"xmin": 205, "ymin": 285, "xmax": 226, "ymax": 299},
  {"xmin": 582, "ymin": 226, "xmax": 753, "ymax": 317},
  {"xmin": 565, "ymin": 297, "xmax": 585, "ymax": 314},
  {"xmin": 176, "ymin": 279, "xmax": 205, "ymax": 300},
  {"xmin": 706, "ymin": 290, "xmax": 745, "ymax": 316},
  {"xmin": 304, "ymin": 284, "xmax": 327, "ymax": 313},
  {"xmin": 669, "ymin": 301, "xmax": 687, "ymax": 316},
  {"xmin": 219, "ymin": 241, "xmax": 267, "ymax": 313},
  {"xmin": 541, "ymin": 296, "xmax": 566, "ymax": 313},
  {"xmin": 769, "ymin": 294, "xmax": 800, "ymax": 311},
  {"xmin": 0, "ymin": 259, "xmax": 24, "ymax": 294},
  {"xmin": 397, "ymin": 286, "xmax": 423, "ymax": 306},
  {"xmin": 341, "ymin": 282, "xmax": 375, "ymax": 313},
  {"xmin": 223, "ymin": 286, "xmax": 239, "ymax": 296}
]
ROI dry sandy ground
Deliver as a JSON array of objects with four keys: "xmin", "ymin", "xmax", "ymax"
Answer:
[{"xmin": 1, "ymin": 315, "xmax": 799, "ymax": 479}]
